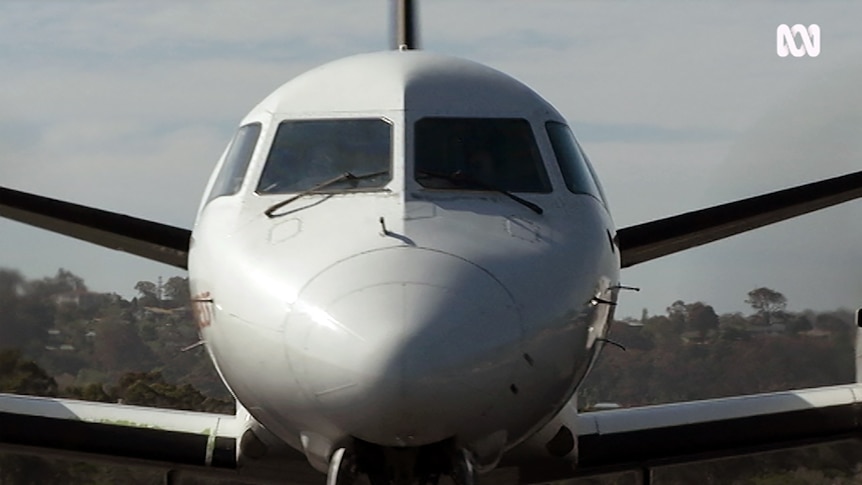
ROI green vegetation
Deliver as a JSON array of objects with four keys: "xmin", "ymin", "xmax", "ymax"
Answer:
[
  {"xmin": 0, "ymin": 269, "xmax": 859, "ymax": 483},
  {"xmin": 579, "ymin": 293, "xmax": 855, "ymax": 408},
  {"xmin": 0, "ymin": 268, "xmax": 230, "ymax": 406},
  {"xmin": 574, "ymin": 293, "xmax": 861, "ymax": 484}
]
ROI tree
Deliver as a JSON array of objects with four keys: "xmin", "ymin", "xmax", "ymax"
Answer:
[
  {"xmin": 745, "ymin": 287, "xmax": 787, "ymax": 326},
  {"xmin": 663, "ymin": 300, "xmax": 718, "ymax": 340},
  {"xmin": 92, "ymin": 320, "xmax": 157, "ymax": 373},
  {"xmin": 0, "ymin": 269, "xmax": 58, "ymax": 350},
  {"xmin": 719, "ymin": 312, "xmax": 750, "ymax": 341},
  {"xmin": 667, "ymin": 300, "xmax": 688, "ymax": 323},
  {"xmin": 643, "ymin": 314, "xmax": 681, "ymax": 346},
  {"xmin": 687, "ymin": 302, "xmax": 720, "ymax": 338},
  {"xmin": 64, "ymin": 382, "xmax": 112, "ymax": 403},
  {"xmin": 133, "ymin": 280, "xmax": 159, "ymax": 307},
  {"xmin": 112, "ymin": 371, "xmax": 233, "ymax": 413},
  {"xmin": 785, "ymin": 315, "xmax": 813, "ymax": 334},
  {"xmin": 0, "ymin": 268, "xmax": 24, "ymax": 297},
  {"xmin": 0, "ymin": 270, "xmax": 24, "ymax": 348},
  {"xmin": 27, "ymin": 268, "xmax": 86, "ymax": 298},
  {"xmin": 162, "ymin": 276, "xmax": 190, "ymax": 306},
  {"xmin": 3, "ymin": 291, "xmax": 55, "ymax": 351},
  {"xmin": 0, "ymin": 349, "xmax": 58, "ymax": 397},
  {"xmin": 663, "ymin": 300, "xmax": 688, "ymax": 337},
  {"xmin": 54, "ymin": 268, "xmax": 86, "ymax": 293},
  {"xmin": 814, "ymin": 312, "xmax": 853, "ymax": 341}
]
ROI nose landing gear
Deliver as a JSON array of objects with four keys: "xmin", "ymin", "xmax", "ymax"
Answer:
[
  {"xmin": 327, "ymin": 448, "xmax": 359, "ymax": 485},
  {"xmin": 450, "ymin": 448, "xmax": 478, "ymax": 485},
  {"xmin": 326, "ymin": 440, "xmax": 478, "ymax": 485}
]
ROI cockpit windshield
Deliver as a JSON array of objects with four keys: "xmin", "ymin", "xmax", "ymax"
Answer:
[
  {"xmin": 257, "ymin": 119, "xmax": 392, "ymax": 194},
  {"xmin": 414, "ymin": 117, "xmax": 551, "ymax": 193}
]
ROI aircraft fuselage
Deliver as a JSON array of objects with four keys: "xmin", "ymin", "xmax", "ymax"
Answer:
[{"xmin": 187, "ymin": 50, "xmax": 620, "ymax": 474}]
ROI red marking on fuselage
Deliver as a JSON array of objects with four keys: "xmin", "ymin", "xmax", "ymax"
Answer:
[{"xmin": 192, "ymin": 291, "xmax": 213, "ymax": 329}]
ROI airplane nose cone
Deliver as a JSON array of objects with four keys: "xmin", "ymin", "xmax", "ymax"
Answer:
[{"xmin": 284, "ymin": 247, "xmax": 523, "ymax": 446}]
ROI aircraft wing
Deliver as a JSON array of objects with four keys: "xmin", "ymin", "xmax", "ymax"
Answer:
[
  {"xmin": 617, "ymin": 169, "xmax": 862, "ymax": 268},
  {"xmin": 0, "ymin": 392, "xmax": 320, "ymax": 484},
  {"xmin": 4, "ymin": 169, "xmax": 862, "ymax": 272},
  {"xmin": 0, "ymin": 186, "xmax": 190, "ymax": 269},
  {"xmin": 5, "ymin": 386, "xmax": 862, "ymax": 484},
  {"xmin": 510, "ymin": 383, "xmax": 862, "ymax": 483},
  {"xmin": 0, "ymin": 392, "xmax": 237, "ymax": 468}
]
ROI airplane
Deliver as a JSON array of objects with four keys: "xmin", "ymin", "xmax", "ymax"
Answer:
[{"xmin": 2, "ymin": 1, "xmax": 862, "ymax": 484}]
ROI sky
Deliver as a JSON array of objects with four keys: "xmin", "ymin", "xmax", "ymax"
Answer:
[{"xmin": 0, "ymin": 1, "xmax": 860, "ymax": 318}]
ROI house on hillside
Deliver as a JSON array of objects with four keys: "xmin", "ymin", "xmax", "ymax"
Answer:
[
  {"xmin": 139, "ymin": 305, "xmax": 192, "ymax": 323},
  {"xmin": 52, "ymin": 290, "xmax": 119, "ymax": 308}
]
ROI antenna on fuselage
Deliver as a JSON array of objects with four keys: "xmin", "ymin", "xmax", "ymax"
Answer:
[{"xmin": 390, "ymin": 0, "xmax": 420, "ymax": 50}]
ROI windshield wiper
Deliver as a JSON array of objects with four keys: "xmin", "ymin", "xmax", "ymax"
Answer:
[
  {"xmin": 264, "ymin": 170, "xmax": 388, "ymax": 218},
  {"xmin": 416, "ymin": 170, "xmax": 543, "ymax": 215}
]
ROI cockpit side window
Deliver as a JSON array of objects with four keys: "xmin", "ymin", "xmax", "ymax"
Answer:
[
  {"xmin": 546, "ymin": 122, "xmax": 607, "ymax": 205},
  {"xmin": 207, "ymin": 123, "xmax": 262, "ymax": 203},
  {"xmin": 414, "ymin": 118, "xmax": 552, "ymax": 193},
  {"xmin": 582, "ymin": 150, "xmax": 609, "ymax": 208},
  {"xmin": 257, "ymin": 119, "xmax": 392, "ymax": 194}
]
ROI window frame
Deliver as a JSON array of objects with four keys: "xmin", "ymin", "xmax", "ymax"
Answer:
[
  {"xmin": 413, "ymin": 116, "xmax": 553, "ymax": 195},
  {"xmin": 206, "ymin": 122, "xmax": 263, "ymax": 204},
  {"xmin": 255, "ymin": 117, "xmax": 394, "ymax": 196},
  {"xmin": 545, "ymin": 121, "xmax": 608, "ymax": 206}
]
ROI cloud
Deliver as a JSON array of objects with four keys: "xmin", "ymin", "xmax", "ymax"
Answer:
[
  {"xmin": 1, "ymin": 1, "xmax": 861, "ymax": 315},
  {"xmin": 572, "ymin": 122, "xmax": 736, "ymax": 144}
]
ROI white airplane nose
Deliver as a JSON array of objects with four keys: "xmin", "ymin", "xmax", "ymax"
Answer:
[{"xmin": 284, "ymin": 247, "xmax": 523, "ymax": 447}]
